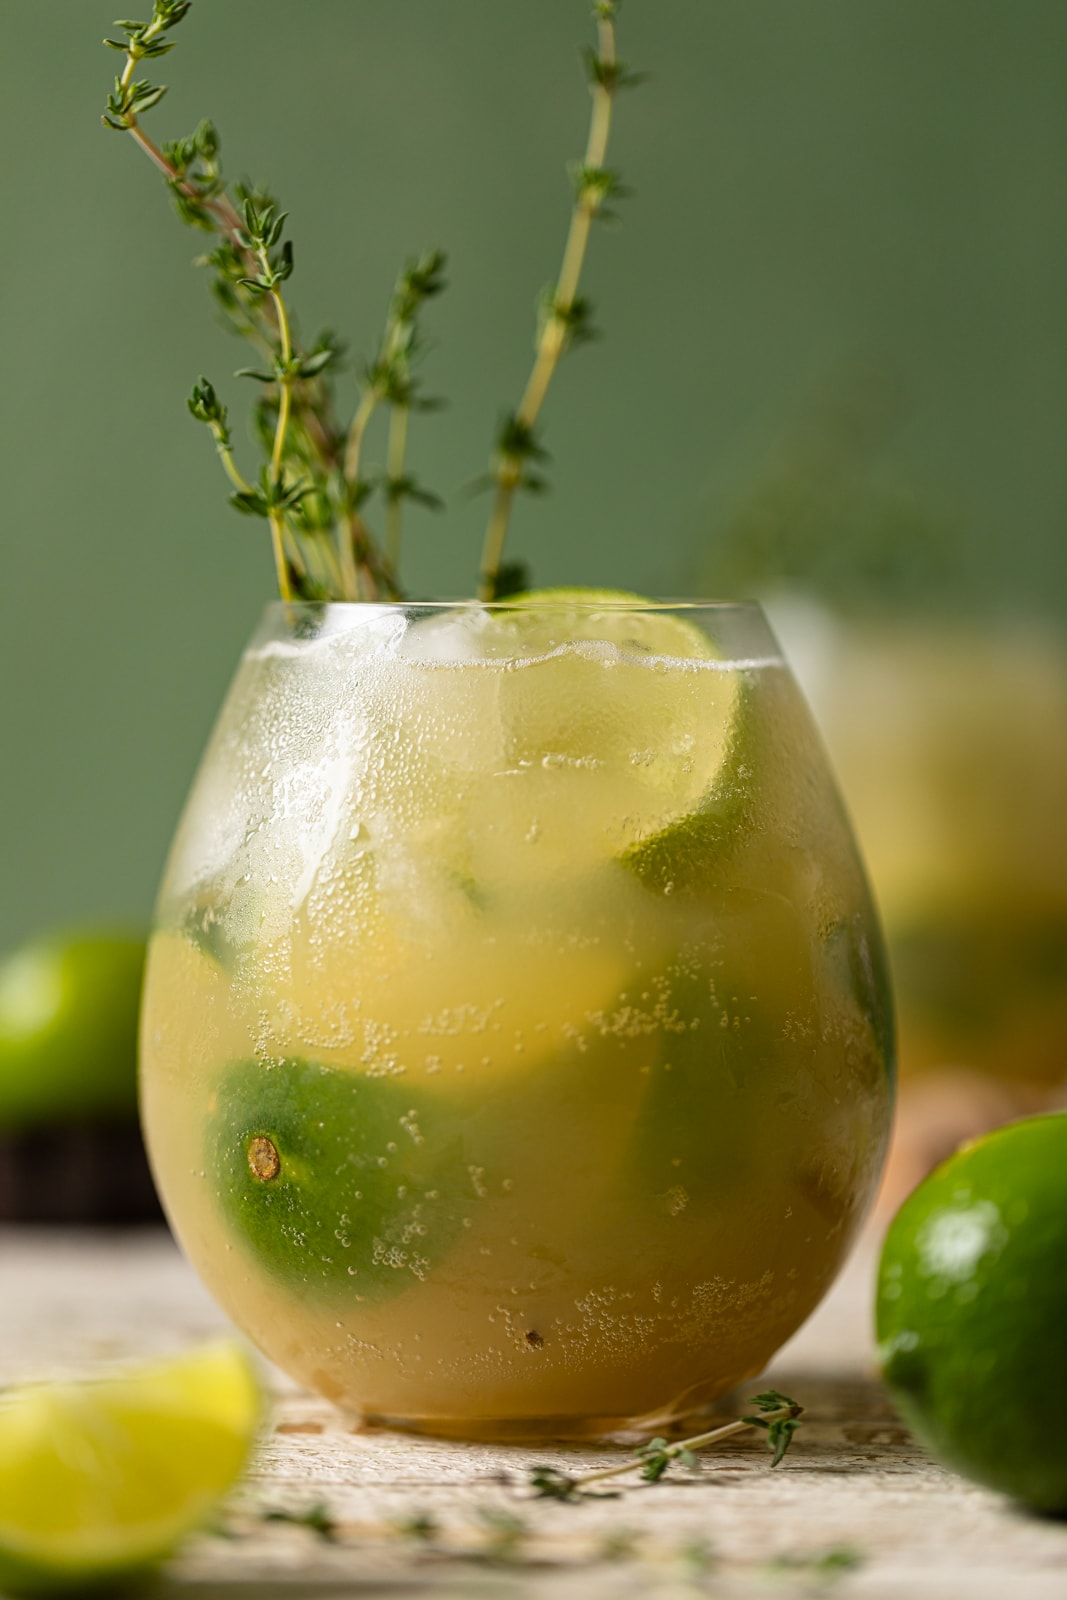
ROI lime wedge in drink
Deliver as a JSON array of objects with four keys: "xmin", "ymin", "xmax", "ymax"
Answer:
[
  {"xmin": 0, "ymin": 1341, "xmax": 259, "ymax": 1596},
  {"xmin": 443, "ymin": 590, "xmax": 747, "ymax": 891},
  {"xmin": 209, "ymin": 1056, "xmax": 471, "ymax": 1303},
  {"xmin": 618, "ymin": 675, "xmax": 765, "ymax": 897}
]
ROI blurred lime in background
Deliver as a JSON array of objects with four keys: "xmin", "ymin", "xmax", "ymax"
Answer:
[
  {"xmin": 0, "ymin": 928, "xmax": 158, "ymax": 1223},
  {"xmin": 0, "ymin": 929, "xmax": 145, "ymax": 1124}
]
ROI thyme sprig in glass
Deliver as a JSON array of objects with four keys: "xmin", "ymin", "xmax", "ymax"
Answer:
[
  {"xmin": 476, "ymin": 0, "xmax": 638, "ymax": 599},
  {"xmin": 103, "ymin": 4, "xmax": 443, "ymax": 601},
  {"xmin": 101, "ymin": 1, "xmax": 636, "ymax": 601}
]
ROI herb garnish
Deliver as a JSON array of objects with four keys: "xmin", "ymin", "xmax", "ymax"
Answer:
[
  {"xmin": 476, "ymin": 0, "xmax": 638, "ymax": 598},
  {"xmin": 528, "ymin": 1390, "xmax": 804, "ymax": 1501},
  {"xmin": 102, "ymin": 2, "xmax": 636, "ymax": 602}
]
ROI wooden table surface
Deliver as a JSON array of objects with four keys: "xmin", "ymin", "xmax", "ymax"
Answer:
[{"xmin": 2, "ymin": 1226, "xmax": 1064, "ymax": 1600}]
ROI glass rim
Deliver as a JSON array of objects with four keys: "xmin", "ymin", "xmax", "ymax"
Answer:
[
  {"xmin": 262, "ymin": 597, "xmax": 769, "ymax": 614},
  {"xmin": 250, "ymin": 597, "xmax": 785, "ymax": 668}
]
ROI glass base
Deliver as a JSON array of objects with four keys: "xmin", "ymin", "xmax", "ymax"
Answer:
[{"xmin": 356, "ymin": 1397, "xmax": 732, "ymax": 1446}]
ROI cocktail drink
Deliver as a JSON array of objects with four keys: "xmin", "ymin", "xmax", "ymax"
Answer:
[{"xmin": 141, "ymin": 598, "xmax": 892, "ymax": 1440}]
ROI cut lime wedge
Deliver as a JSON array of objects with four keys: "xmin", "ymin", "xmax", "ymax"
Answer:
[{"xmin": 0, "ymin": 1341, "xmax": 259, "ymax": 1596}]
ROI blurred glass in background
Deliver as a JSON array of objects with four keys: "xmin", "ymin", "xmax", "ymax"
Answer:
[{"xmin": 693, "ymin": 378, "xmax": 1067, "ymax": 1206}]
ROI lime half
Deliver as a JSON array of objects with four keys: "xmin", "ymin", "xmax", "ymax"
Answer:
[{"xmin": 0, "ymin": 1342, "xmax": 259, "ymax": 1595}]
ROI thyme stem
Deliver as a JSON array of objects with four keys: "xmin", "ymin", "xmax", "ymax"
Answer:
[
  {"xmin": 265, "ymin": 283, "xmax": 293, "ymax": 483},
  {"xmin": 522, "ymin": 15, "xmax": 614, "ymax": 424},
  {"xmin": 385, "ymin": 402, "xmax": 410, "ymax": 571},
  {"xmin": 479, "ymin": 4, "xmax": 621, "ymax": 601},
  {"xmin": 104, "ymin": 3, "xmax": 620, "ymax": 604},
  {"xmin": 114, "ymin": 12, "xmax": 253, "ymax": 279},
  {"xmin": 343, "ymin": 389, "xmax": 379, "ymax": 487},
  {"xmin": 528, "ymin": 1394, "xmax": 804, "ymax": 1501},
  {"xmin": 572, "ymin": 1417, "xmax": 754, "ymax": 1491},
  {"xmin": 216, "ymin": 442, "xmax": 252, "ymax": 496}
]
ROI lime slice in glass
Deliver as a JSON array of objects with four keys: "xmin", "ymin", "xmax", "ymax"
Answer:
[
  {"xmin": 0, "ymin": 1341, "xmax": 259, "ymax": 1596},
  {"xmin": 454, "ymin": 591, "xmax": 747, "ymax": 888}
]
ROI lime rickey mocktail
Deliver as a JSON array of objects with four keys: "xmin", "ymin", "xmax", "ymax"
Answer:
[{"xmin": 141, "ymin": 599, "xmax": 893, "ymax": 1440}]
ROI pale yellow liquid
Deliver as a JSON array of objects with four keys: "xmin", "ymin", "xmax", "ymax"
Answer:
[{"xmin": 141, "ymin": 615, "xmax": 890, "ymax": 1438}]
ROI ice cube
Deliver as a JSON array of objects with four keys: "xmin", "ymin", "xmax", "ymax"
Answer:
[{"xmin": 392, "ymin": 606, "xmax": 503, "ymax": 663}]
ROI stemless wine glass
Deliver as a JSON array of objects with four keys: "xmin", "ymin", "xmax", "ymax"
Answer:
[{"xmin": 140, "ymin": 599, "xmax": 893, "ymax": 1441}]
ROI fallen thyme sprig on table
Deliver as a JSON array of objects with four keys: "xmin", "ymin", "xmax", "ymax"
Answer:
[
  {"xmin": 527, "ymin": 1390, "xmax": 805, "ymax": 1501},
  {"xmin": 260, "ymin": 1501, "xmax": 340, "ymax": 1541},
  {"xmin": 101, "ymin": 1, "xmax": 638, "ymax": 602}
]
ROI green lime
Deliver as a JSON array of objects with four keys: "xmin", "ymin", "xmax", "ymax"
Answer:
[
  {"xmin": 876, "ymin": 1112, "xmax": 1067, "ymax": 1513},
  {"xmin": 209, "ymin": 1056, "xmax": 471, "ymax": 1303},
  {"xmin": 0, "ymin": 1341, "xmax": 259, "ymax": 1595},
  {"xmin": 0, "ymin": 930, "xmax": 146, "ymax": 1126}
]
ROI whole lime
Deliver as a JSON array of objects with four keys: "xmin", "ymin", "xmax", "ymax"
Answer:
[
  {"xmin": 0, "ymin": 929, "xmax": 146, "ymax": 1125},
  {"xmin": 876, "ymin": 1112, "xmax": 1067, "ymax": 1513}
]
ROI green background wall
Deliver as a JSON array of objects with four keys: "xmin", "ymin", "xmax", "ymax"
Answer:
[{"xmin": 3, "ymin": 1, "xmax": 1067, "ymax": 948}]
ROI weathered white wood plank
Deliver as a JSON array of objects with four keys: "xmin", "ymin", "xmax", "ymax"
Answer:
[{"xmin": 1, "ymin": 1228, "xmax": 1064, "ymax": 1599}]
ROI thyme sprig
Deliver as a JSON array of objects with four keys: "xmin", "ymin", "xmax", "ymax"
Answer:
[
  {"xmin": 103, "ymin": 2, "xmax": 634, "ymax": 602},
  {"xmin": 102, "ymin": 3, "xmax": 446, "ymax": 602},
  {"xmin": 344, "ymin": 250, "xmax": 448, "ymax": 577},
  {"xmin": 478, "ymin": 0, "xmax": 636, "ymax": 599},
  {"xmin": 528, "ymin": 1391, "xmax": 804, "ymax": 1501}
]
